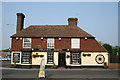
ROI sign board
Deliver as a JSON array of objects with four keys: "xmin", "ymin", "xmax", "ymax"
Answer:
[
  {"xmin": 38, "ymin": 59, "xmax": 45, "ymax": 78},
  {"xmin": 13, "ymin": 53, "xmax": 20, "ymax": 63},
  {"xmin": 34, "ymin": 48, "xmax": 69, "ymax": 51}
]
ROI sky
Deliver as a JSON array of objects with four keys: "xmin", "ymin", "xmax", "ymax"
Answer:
[{"xmin": 1, "ymin": 2, "xmax": 118, "ymax": 50}]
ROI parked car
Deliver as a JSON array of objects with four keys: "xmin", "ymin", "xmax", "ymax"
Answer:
[
  {"xmin": 7, "ymin": 57, "xmax": 11, "ymax": 61},
  {"xmin": 2, "ymin": 58, "xmax": 5, "ymax": 61},
  {"xmin": 0, "ymin": 56, "xmax": 2, "ymax": 61},
  {"xmin": 1, "ymin": 57, "xmax": 8, "ymax": 61}
]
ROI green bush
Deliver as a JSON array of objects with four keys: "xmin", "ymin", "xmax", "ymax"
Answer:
[
  {"xmin": 103, "ymin": 62, "xmax": 108, "ymax": 69},
  {"xmin": 13, "ymin": 61, "xmax": 17, "ymax": 68},
  {"xmin": 52, "ymin": 63, "xmax": 57, "ymax": 69}
]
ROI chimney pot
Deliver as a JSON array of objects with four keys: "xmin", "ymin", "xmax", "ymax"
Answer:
[{"xmin": 68, "ymin": 18, "xmax": 78, "ymax": 26}]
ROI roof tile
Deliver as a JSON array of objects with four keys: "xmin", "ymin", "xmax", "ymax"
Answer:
[{"xmin": 11, "ymin": 25, "xmax": 94, "ymax": 37}]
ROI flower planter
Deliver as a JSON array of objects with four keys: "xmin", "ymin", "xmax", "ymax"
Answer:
[
  {"xmin": 87, "ymin": 54, "xmax": 91, "ymax": 56},
  {"xmin": 83, "ymin": 54, "xmax": 87, "ymax": 57}
]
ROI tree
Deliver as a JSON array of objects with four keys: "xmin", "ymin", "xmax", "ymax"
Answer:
[
  {"xmin": 0, "ymin": 48, "xmax": 10, "ymax": 52},
  {"xmin": 112, "ymin": 46, "xmax": 120, "ymax": 55},
  {"xmin": 103, "ymin": 44, "xmax": 112, "ymax": 54},
  {"xmin": 103, "ymin": 43, "xmax": 120, "ymax": 63},
  {"xmin": 112, "ymin": 47, "xmax": 117, "ymax": 55}
]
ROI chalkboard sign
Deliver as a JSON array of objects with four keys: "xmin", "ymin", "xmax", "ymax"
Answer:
[{"xmin": 13, "ymin": 53, "xmax": 20, "ymax": 63}]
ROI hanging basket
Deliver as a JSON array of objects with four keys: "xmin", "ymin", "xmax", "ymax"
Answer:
[
  {"xmin": 32, "ymin": 54, "xmax": 44, "ymax": 58},
  {"xmin": 87, "ymin": 54, "xmax": 91, "ymax": 56},
  {"xmin": 83, "ymin": 54, "xmax": 87, "ymax": 57},
  {"xmin": 32, "ymin": 54, "xmax": 39, "ymax": 58},
  {"xmin": 39, "ymin": 55, "xmax": 44, "ymax": 57}
]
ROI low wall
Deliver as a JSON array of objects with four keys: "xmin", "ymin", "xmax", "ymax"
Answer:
[
  {"xmin": 108, "ymin": 54, "xmax": 120, "ymax": 69},
  {"xmin": 108, "ymin": 63, "xmax": 120, "ymax": 69}
]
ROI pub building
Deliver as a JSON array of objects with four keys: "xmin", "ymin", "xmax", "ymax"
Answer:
[{"xmin": 11, "ymin": 13, "xmax": 108, "ymax": 68}]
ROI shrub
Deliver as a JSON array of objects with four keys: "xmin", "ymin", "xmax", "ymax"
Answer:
[
  {"xmin": 103, "ymin": 62, "xmax": 108, "ymax": 69},
  {"xmin": 13, "ymin": 61, "xmax": 17, "ymax": 68},
  {"xmin": 51, "ymin": 63, "xmax": 57, "ymax": 69}
]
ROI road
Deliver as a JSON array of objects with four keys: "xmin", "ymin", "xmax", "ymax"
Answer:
[
  {"xmin": 1, "ymin": 68, "xmax": 119, "ymax": 78},
  {"xmin": 0, "ymin": 61, "xmax": 120, "ymax": 80}
]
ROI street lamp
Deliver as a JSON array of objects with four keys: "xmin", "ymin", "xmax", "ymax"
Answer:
[{"xmin": 6, "ymin": 24, "xmax": 16, "ymax": 26}]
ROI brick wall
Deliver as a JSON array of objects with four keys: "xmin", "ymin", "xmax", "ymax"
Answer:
[
  {"xmin": 55, "ymin": 38, "xmax": 70, "ymax": 49},
  {"xmin": 108, "ymin": 54, "xmax": 120, "ymax": 69},
  {"xmin": 11, "ymin": 38, "xmax": 106, "ymax": 52},
  {"xmin": 32, "ymin": 38, "xmax": 47, "ymax": 49},
  {"xmin": 108, "ymin": 63, "xmax": 120, "ymax": 69},
  {"xmin": 11, "ymin": 38, "xmax": 23, "ymax": 51},
  {"xmin": 11, "ymin": 37, "xmax": 75, "ymax": 51}
]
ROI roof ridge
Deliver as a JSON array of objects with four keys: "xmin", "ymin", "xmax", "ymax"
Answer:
[{"xmin": 29, "ymin": 25, "xmax": 68, "ymax": 27}]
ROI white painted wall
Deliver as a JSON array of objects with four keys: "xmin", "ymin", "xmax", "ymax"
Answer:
[
  {"xmin": 32, "ymin": 52, "xmax": 47, "ymax": 65},
  {"xmin": 11, "ymin": 51, "xmax": 108, "ymax": 67},
  {"xmin": 81, "ymin": 52, "xmax": 108, "ymax": 66},
  {"xmin": 32, "ymin": 52, "xmax": 58, "ymax": 65},
  {"xmin": 66, "ymin": 52, "xmax": 108, "ymax": 66},
  {"xmin": 54, "ymin": 52, "xmax": 58, "ymax": 65}
]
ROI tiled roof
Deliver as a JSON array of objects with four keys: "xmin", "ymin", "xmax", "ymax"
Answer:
[{"xmin": 11, "ymin": 25, "xmax": 94, "ymax": 38}]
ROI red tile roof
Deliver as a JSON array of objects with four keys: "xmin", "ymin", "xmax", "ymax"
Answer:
[{"xmin": 11, "ymin": 25, "xmax": 94, "ymax": 38}]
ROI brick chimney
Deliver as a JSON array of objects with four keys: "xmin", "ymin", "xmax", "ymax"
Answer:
[
  {"xmin": 16, "ymin": 13, "xmax": 25, "ymax": 34},
  {"xmin": 68, "ymin": 18, "xmax": 78, "ymax": 26}
]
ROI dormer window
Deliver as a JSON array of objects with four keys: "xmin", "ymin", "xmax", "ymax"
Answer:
[
  {"xmin": 23, "ymin": 38, "xmax": 31, "ymax": 48},
  {"xmin": 47, "ymin": 38, "xmax": 54, "ymax": 49}
]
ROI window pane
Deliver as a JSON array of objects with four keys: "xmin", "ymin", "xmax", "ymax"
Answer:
[
  {"xmin": 72, "ymin": 39, "xmax": 79, "ymax": 43},
  {"xmin": 72, "ymin": 53, "xmax": 80, "ymax": 64},
  {"xmin": 23, "ymin": 38, "xmax": 31, "ymax": 48},
  {"xmin": 24, "ymin": 43, "xmax": 31, "ymax": 47},
  {"xmin": 47, "ymin": 38, "xmax": 54, "ymax": 48},
  {"xmin": 47, "ymin": 52, "xmax": 54, "ymax": 63},
  {"xmin": 24, "ymin": 38, "xmax": 31, "ymax": 42},
  {"xmin": 22, "ymin": 52, "xmax": 31, "ymax": 64},
  {"xmin": 71, "ymin": 38, "xmax": 80, "ymax": 48}
]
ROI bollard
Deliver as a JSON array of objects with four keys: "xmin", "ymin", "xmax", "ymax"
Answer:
[{"xmin": 38, "ymin": 59, "xmax": 45, "ymax": 78}]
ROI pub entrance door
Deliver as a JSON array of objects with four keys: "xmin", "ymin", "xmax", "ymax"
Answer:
[{"xmin": 58, "ymin": 53, "xmax": 66, "ymax": 68}]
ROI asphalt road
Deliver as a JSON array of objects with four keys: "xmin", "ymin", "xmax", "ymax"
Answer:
[
  {"xmin": 1, "ymin": 68, "xmax": 119, "ymax": 78},
  {"xmin": 1, "ymin": 61, "xmax": 120, "ymax": 80}
]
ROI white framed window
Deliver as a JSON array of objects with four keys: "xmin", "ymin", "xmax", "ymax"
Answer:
[
  {"xmin": 47, "ymin": 52, "xmax": 54, "ymax": 64},
  {"xmin": 71, "ymin": 53, "xmax": 80, "ymax": 64},
  {"xmin": 21, "ymin": 52, "xmax": 31, "ymax": 64},
  {"xmin": 47, "ymin": 38, "xmax": 54, "ymax": 49},
  {"xmin": 71, "ymin": 38, "xmax": 80, "ymax": 49},
  {"xmin": 23, "ymin": 38, "xmax": 31, "ymax": 48}
]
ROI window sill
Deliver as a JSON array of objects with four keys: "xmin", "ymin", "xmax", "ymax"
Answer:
[
  {"xmin": 71, "ymin": 48, "xmax": 80, "ymax": 49},
  {"xmin": 47, "ymin": 47, "xmax": 54, "ymax": 49},
  {"xmin": 23, "ymin": 47, "xmax": 31, "ymax": 48},
  {"xmin": 71, "ymin": 63, "xmax": 80, "ymax": 65},
  {"xmin": 47, "ymin": 62, "xmax": 53, "ymax": 64}
]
